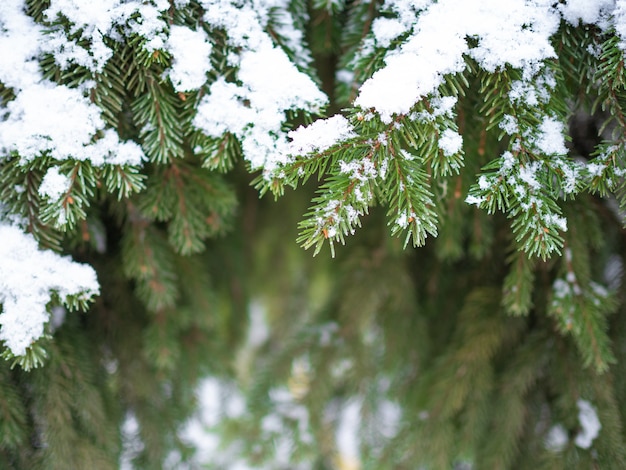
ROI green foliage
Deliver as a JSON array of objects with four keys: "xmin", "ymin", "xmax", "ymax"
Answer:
[{"xmin": 3, "ymin": 1, "xmax": 626, "ymax": 469}]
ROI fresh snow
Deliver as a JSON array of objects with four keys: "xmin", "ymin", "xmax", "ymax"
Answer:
[
  {"xmin": 371, "ymin": 17, "xmax": 407, "ymax": 48},
  {"xmin": 39, "ymin": 167, "xmax": 71, "ymax": 201},
  {"xmin": 544, "ymin": 400, "xmax": 602, "ymax": 452},
  {"xmin": 0, "ymin": 223, "xmax": 99, "ymax": 357},
  {"xmin": 0, "ymin": 83, "xmax": 144, "ymax": 166},
  {"xmin": 43, "ymin": 0, "xmax": 170, "ymax": 72},
  {"xmin": 534, "ymin": 117, "xmax": 568, "ymax": 156},
  {"xmin": 0, "ymin": 0, "xmax": 148, "ymax": 358},
  {"xmin": 438, "ymin": 129, "xmax": 463, "ymax": 156},
  {"xmin": 193, "ymin": 0, "xmax": 327, "ymax": 174},
  {"xmin": 575, "ymin": 399, "xmax": 602, "ymax": 449},
  {"xmin": 518, "ymin": 161, "xmax": 542, "ymax": 191},
  {"xmin": 615, "ymin": 0, "xmax": 626, "ymax": 52},
  {"xmin": 500, "ymin": 115, "xmax": 518, "ymax": 135},
  {"xmin": 0, "ymin": 3, "xmax": 624, "ymax": 469},
  {"xmin": 558, "ymin": 0, "xmax": 614, "ymax": 28},
  {"xmin": 166, "ymin": 25, "xmax": 213, "ymax": 92},
  {"xmin": 0, "ymin": 1, "xmax": 42, "ymax": 90},
  {"xmin": 355, "ymin": 0, "xmax": 560, "ymax": 123},
  {"xmin": 336, "ymin": 399, "xmax": 362, "ymax": 467},
  {"xmin": 288, "ymin": 115, "xmax": 356, "ymax": 156},
  {"xmin": 0, "ymin": 1, "xmax": 145, "ymax": 167},
  {"xmin": 0, "ymin": 0, "xmax": 624, "ymax": 380},
  {"xmin": 545, "ymin": 424, "xmax": 569, "ymax": 452}
]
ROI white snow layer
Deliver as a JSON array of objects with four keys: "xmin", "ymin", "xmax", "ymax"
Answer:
[
  {"xmin": 358, "ymin": 0, "xmax": 626, "ymax": 123},
  {"xmin": 2, "ymin": 0, "xmax": 626, "ymax": 361},
  {"xmin": 544, "ymin": 400, "xmax": 602, "ymax": 453},
  {"xmin": 166, "ymin": 25, "xmax": 213, "ymax": 92},
  {"xmin": 193, "ymin": 0, "xmax": 327, "ymax": 174},
  {"xmin": 558, "ymin": 0, "xmax": 614, "ymax": 28},
  {"xmin": 287, "ymin": 115, "xmax": 357, "ymax": 156},
  {"xmin": 615, "ymin": 0, "xmax": 626, "ymax": 51},
  {"xmin": 43, "ymin": 0, "xmax": 170, "ymax": 72},
  {"xmin": 545, "ymin": 424, "xmax": 569, "ymax": 452},
  {"xmin": 356, "ymin": 0, "xmax": 560, "ymax": 122},
  {"xmin": 0, "ymin": 83, "xmax": 144, "ymax": 166},
  {"xmin": 438, "ymin": 129, "xmax": 463, "ymax": 156},
  {"xmin": 39, "ymin": 167, "xmax": 71, "ymax": 201},
  {"xmin": 336, "ymin": 399, "xmax": 362, "ymax": 466},
  {"xmin": 0, "ymin": 0, "xmax": 145, "ymax": 167},
  {"xmin": 0, "ymin": 224, "xmax": 99, "ymax": 356},
  {"xmin": 575, "ymin": 399, "xmax": 601, "ymax": 449}
]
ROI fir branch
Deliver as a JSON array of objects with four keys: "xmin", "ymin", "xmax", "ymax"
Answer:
[
  {"xmin": 502, "ymin": 247, "xmax": 537, "ymax": 316},
  {"xmin": 132, "ymin": 75, "xmax": 185, "ymax": 164},
  {"xmin": 121, "ymin": 208, "xmax": 180, "ymax": 312},
  {"xmin": 0, "ymin": 159, "xmax": 63, "ymax": 251}
]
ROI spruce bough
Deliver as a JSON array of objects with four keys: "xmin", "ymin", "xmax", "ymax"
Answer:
[{"xmin": 1, "ymin": 0, "xmax": 626, "ymax": 468}]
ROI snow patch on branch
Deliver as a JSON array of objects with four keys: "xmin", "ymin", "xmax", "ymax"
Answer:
[
  {"xmin": 355, "ymin": 0, "xmax": 560, "ymax": 122},
  {"xmin": 0, "ymin": 83, "xmax": 144, "ymax": 166},
  {"xmin": 533, "ymin": 117, "xmax": 568, "ymax": 156},
  {"xmin": 575, "ymin": 399, "xmax": 601, "ymax": 449},
  {"xmin": 372, "ymin": 17, "xmax": 407, "ymax": 48},
  {"xmin": 544, "ymin": 400, "xmax": 602, "ymax": 453},
  {"xmin": 614, "ymin": 0, "xmax": 626, "ymax": 52},
  {"xmin": 0, "ymin": 1, "xmax": 145, "ymax": 167},
  {"xmin": 558, "ymin": 0, "xmax": 613, "ymax": 28},
  {"xmin": 0, "ymin": 223, "xmax": 99, "ymax": 357},
  {"xmin": 0, "ymin": 1, "xmax": 42, "ymax": 90},
  {"xmin": 287, "ymin": 115, "xmax": 356, "ymax": 156},
  {"xmin": 193, "ymin": 0, "xmax": 327, "ymax": 174},
  {"xmin": 438, "ymin": 129, "xmax": 463, "ymax": 156},
  {"xmin": 43, "ymin": 0, "xmax": 170, "ymax": 72},
  {"xmin": 39, "ymin": 167, "xmax": 71, "ymax": 201},
  {"xmin": 545, "ymin": 424, "xmax": 568, "ymax": 452},
  {"xmin": 166, "ymin": 26, "xmax": 213, "ymax": 92}
]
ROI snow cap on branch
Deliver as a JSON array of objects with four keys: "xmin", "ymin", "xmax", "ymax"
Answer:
[
  {"xmin": 193, "ymin": 0, "xmax": 327, "ymax": 174},
  {"xmin": 43, "ymin": 0, "xmax": 170, "ymax": 72},
  {"xmin": 0, "ymin": 1, "xmax": 146, "ymax": 167},
  {"xmin": 0, "ymin": 83, "xmax": 144, "ymax": 166},
  {"xmin": 166, "ymin": 25, "xmax": 213, "ymax": 92},
  {"xmin": 575, "ymin": 399, "xmax": 601, "ymax": 449},
  {"xmin": 355, "ymin": 0, "xmax": 560, "ymax": 122},
  {"xmin": 39, "ymin": 167, "xmax": 71, "ymax": 202},
  {"xmin": 287, "ymin": 115, "xmax": 357, "ymax": 156},
  {"xmin": 0, "ymin": 223, "xmax": 99, "ymax": 357}
]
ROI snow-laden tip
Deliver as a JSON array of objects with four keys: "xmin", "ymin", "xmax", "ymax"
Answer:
[
  {"xmin": 0, "ymin": 224, "xmax": 99, "ymax": 357},
  {"xmin": 287, "ymin": 115, "xmax": 357, "ymax": 156},
  {"xmin": 355, "ymin": 0, "xmax": 560, "ymax": 122}
]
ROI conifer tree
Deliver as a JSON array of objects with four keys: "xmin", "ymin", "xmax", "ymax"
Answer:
[{"xmin": 2, "ymin": 0, "xmax": 626, "ymax": 469}]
